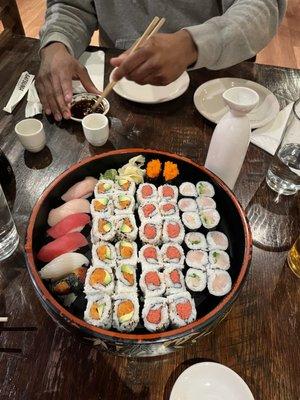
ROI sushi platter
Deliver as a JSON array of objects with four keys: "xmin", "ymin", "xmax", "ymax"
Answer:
[{"xmin": 26, "ymin": 149, "xmax": 251, "ymax": 356}]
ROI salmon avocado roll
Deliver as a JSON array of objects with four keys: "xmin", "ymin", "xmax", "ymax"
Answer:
[
  {"xmin": 168, "ymin": 292, "xmax": 197, "ymax": 327},
  {"xmin": 112, "ymin": 293, "xmax": 139, "ymax": 332},
  {"xmin": 84, "ymin": 294, "xmax": 112, "ymax": 329},
  {"xmin": 92, "ymin": 242, "xmax": 116, "ymax": 267},
  {"xmin": 142, "ymin": 297, "xmax": 169, "ymax": 332},
  {"xmin": 84, "ymin": 265, "xmax": 114, "ymax": 295},
  {"xmin": 94, "ymin": 179, "xmax": 114, "ymax": 198},
  {"xmin": 91, "ymin": 196, "xmax": 114, "ymax": 217},
  {"xmin": 92, "ymin": 216, "xmax": 115, "ymax": 242},
  {"xmin": 115, "ymin": 177, "xmax": 136, "ymax": 195},
  {"xmin": 116, "ymin": 215, "xmax": 138, "ymax": 241},
  {"xmin": 113, "ymin": 194, "xmax": 135, "ymax": 214},
  {"xmin": 115, "ymin": 263, "xmax": 137, "ymax": 294},
  {"xmin": 115, "ymin": 240, "xmax": 138, "ymax": 265}
]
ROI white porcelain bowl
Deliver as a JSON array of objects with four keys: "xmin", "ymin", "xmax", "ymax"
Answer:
[{"xmin": 70, "ymin": 93, "xmax": 110, "ymax": 122}]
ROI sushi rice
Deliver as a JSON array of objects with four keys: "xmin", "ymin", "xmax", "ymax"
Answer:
[
  {"xmin": 207, "ymin": 269, "xmax": 232, "ymax": 296},
  {"xmin": 196, "ymin": 181, "xmax": 215, "ymax": 197},
  {"xmin": 200, "ymin": 209, "xmax": 220, "ymax": 229},
  {"xmin": 164, "ymin": 266, "xmax": 186, "ymax": 296},
  {"xmin": 84, "ymin": 293, "xmax": 112, "ymax": 329},
  {"xmin": 168, "ymin": 291, "xmax": 197, "ymax": 327},
  {"xmin": 185, "ymin": 268, "xmax": 207, "ymax": 292},
  {"xmin": 209, "ymin": 250, "xmax": 230, "ymax": 270},
  {"xmin": 112, "ymin": 293, "xmax": 140, "ymax": 332},
  {"xmin": 207, "ymin": 231, "xmax": 229, "ymax": 251},
  {"xmin": 186, "ymin": 249, "xmax": 208, "ymax": 269},
  {"xmin": 140, "ymin": 269, "xmax": 166, "ymax": 297},
  {"xmin": 142, "ymin": 297, "xmax": 169, "ymax": 332},
  {"xmin": 184, "ymin": 232, "xmax": 207, "ymax": 250},
  {"xmin": 84, "ymin": 265, "xmax": 115, "ymax": 295},
  {"xmin": 179, "ymin": 182, "xmax": 197, "ymax": 197}
]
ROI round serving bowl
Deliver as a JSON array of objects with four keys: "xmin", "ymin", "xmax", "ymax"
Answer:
[
  {"xmin": 25, "ymin": 149, "xmax": 252, "ymax": 357},
  {"xmin": 70, "ymin": 92, "xmax": 110, "ymax": 122}
]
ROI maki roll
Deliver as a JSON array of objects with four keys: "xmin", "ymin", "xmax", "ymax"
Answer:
[
  {"xmin": 161, "ymin": 243, "xmax": 184, "ymax": 265},
  {"xmin": 162, "ymin": 219, "xmax": 185, "ymax": 244},
  {"xmin": 200, "ymin": 209, "xmax": 220, "ymax": 229},
  {"xmin": 207, "ymin": 269, "xmax": 232, "ymax": 296},
  {"xmin": 91, "ymin": 197, "xmax": 114, "ymax": 217},
  {"xmin": 158, "ymin": 184, "xmax": 178, "ymax": 203},
  {"xmin": 206, "ymin": 231, "xmax": 229, "ymax": 251},
  {"xmin": 136, "ymin": 183, "xmax": 158, "ymax": 204},
  {"xmin": 113, "ymin": 193, "xmax": 135, "ymax": 215},
  {"xmin": 185, "ymin": 232, "xmax": 207, "ymax": 250},
  {"xmin": 139, "ymin": 221, "xmax": 162, "ymax": 245},
  {"xmin": 181, "ymin": 212, "xmax": 202, "ymax": 230},
  {"xmin": 179, "ymin": 182, "xmax": 197, "ymax": 198},
  {"xmin": 196, "ymin": 196, "xmax": 216, "ymax": 211},
  {"xmin": 84, "ymin": 293, "xmax": 112, "ymax": 329},
  {"xmin": 138, "ymin": 201, "xmax": 161, "ymax": 222},
  {"xmin": 92, "ymin": 216, "xmax": 115, "ymax": 243},
  {"xmin": 140, "ymin": 269, "xmax": 166, "ymax": 297},
  {"xmin": 142, "ymin": 297, "xmax": 169, "ymax": 332},
  {"xmin": 112, "ymin": 293, "xmax": 139, "ymax": 332},
  {"xmin": 164, "ymin": 266, "xmax": 186, "ymax": 295},
  {"xmin": 178, "ymin": 198, "xmax": 198, "ymax": 213},
  {"xmin": 168, "ymin": 292, "xmax": 197, "ymax": 327},
  {"xmin": 139, "ymin": 244, "xmax": 162, "ymax": 270},
  {"xmin": 196, "ymin": 181, "xmax": 215, "ymax": 197},
  {"xmin": 186, "ymin": 249, "xmax": 208, "ymax": 269},
  {"xmin": 84, "ymin": 265, "xmax": 114, "ymax": 295},
  {"xmin": 94, "ymin": 179, "xmax": 114, "ymax": 198},
  {"xmin": 208, "ymin": 250, "xmax": 230, "ymax": 270},
  {"xmin": 92, "ymin": 242, "xmax": 116, "ymax": 267},
  {"xmin": 115, "ymin": 240, "xmax": 138, "ymax": 265},
  {"xmin": 116, "ymin": 215, "xmax": 138, "ymax": 241},
  {"xmin": 159, "ymin": 201, "xmax": 180, "ymax": 220},
  {"xmin": 185, "ymin": 268, "xmax": 207, "ymax": 292},
  {"xmin": 115, "ymin": 263, "xmax": 137, "ymax": 294},
  {"xmin": 115, "ymin": 177, "xmax": 136, "ymax": 195},
  {"xmin": 51, "ymin": 267, "xmax": 87, "ymax": 295}
]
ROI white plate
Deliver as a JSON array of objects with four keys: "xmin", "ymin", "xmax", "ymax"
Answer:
[
  {"xmin": 110, "ymin": 69, "xmax": 190, "ymax": 104},
  {"xmin": 170, "ymin": 362, "xmax": 255, "ymax": 400},
  {"xmin": 194, "ymin": 77, "xmax": 280, "ymax": 129}
]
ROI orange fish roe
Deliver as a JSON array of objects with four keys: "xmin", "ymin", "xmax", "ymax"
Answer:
[
  {"xmin": 163, "ymin": 161, "xmax": 179, "ymax": 182},
  {"xmin": 146, "ymin": 159, "xmax": 162, "ymax": 179},
  {"xmin": 117, "ymin": 300, "xmax": 134, "ymax": 318}
]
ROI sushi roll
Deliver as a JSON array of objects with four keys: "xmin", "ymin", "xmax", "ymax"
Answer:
[
  {"xmin": 115, "ymin": 263, "xmax": 137, "ymax": 294},
  {"xmin": 162, "ymin": 219, "xmax": 185, "ymax": 244},
  {"xmin": 91, "ymin": 197, "xmax": 114, "ymax": 217},
  {"xmin": 136, "ymin": 183, "xmax": 158, "ymax": 204},
  {"xmin": 158, "ymin": 184, "xmax": 178, "ymax": 203},
  {"xmin": 196, "ymin": 196, "xmax": 216, "ymax": 211},
  {"xmin": 114, "ymin": 177, "xmax": 136, "ymax": 195},
  {"xmin": 164, "ymin": 266, "xmax": 186, "ymax": 295},
  {"xmin": 139, "ymin": 221, "xmax": 162, "ymax": 245},
  {"xmin": 186, "ymin": 249, "xmax": 208, "ymax": 269},
  {"xmin": 185, "ymin": 268, "xmax": 207, "ymax": 292},
  {"xmin": 116, "ymin": 215, "xmax": 138, "ymax": 241},
  {"xmin": 184, "ymin": 232, "xmax": 207, "ymax": 250},
  {"xmin": 206, "ymin": 231, "xmax": 229, "ymax": 251},
  {"xmin": 142, "ymin": 297, "xmax": 169, "ymax": 332},
  {"xmin": 92, "ymin": 242, "xmax": 116, "ymax": 267},
  {"xmin": 200, "ymin": 209, "xmax": 220, "ymax": 229},
  {"xmin": 196, "ymin": 181, "xmax": 215, "ymax": 197},
  {"xmin": 94, "ymin": 179, "xmax": 114, "ymax": 198},
  {"xmin": 161, "ymin": 243, "xmax": 184, "ymax": 265},
  {"xmin": 113, "ymin": 193, "xmax": 135, "ymax": 215},
  {"xmin": 91, "ymin": 216, "xmax": 116, "ymax": 243},
  {"xmin": 179, "ymin": 182, "xmax": 197, "ymax": 198},
  {"xmin": 158, "ymin": 201, "xmax": 180, "ymax": 220},
  {"xmin": 115, "ymin": 240, "xmax": 138, "ymax": 265},
  {"xmin": 112, "ymin": 293, "xmax": 139, "ymax": 332},
  {"xmin": 181, "ymin": 212, "xmax": 202, "ymax": 230},
  {"xmin": 84, "ymin": 265, "xmax": 114, "ymax": 295},
  {"xmin": 140, "ymin": 269, "xmax": 166, "ymax": 297},
  {"xmin": 208, "ymin": 250, "xmax": 230, "ymax": 270},
  {"xmin": 138, "ymin": 201, "xmax": 161, "ymax": 222},
  {"xmin": 51, "ymin": 266, "xmax": 87, "ymax": 295},
  {"xmin": 178, "ymin": 198, "xmax": 198, "ymax": 213},
  {"xmin": 139, "ymin": 244, "xmax": 162, "ymax": 270},
  {"xmin": 168, "ymin": 291, "xmax": 197, "ymax": 327},
  {"xmin": 84, "ymin": 293, "xmax": 112, "ymax": 329},
  {"xmin": 207, "ymin": 269, "xmax": 232, "ymax": 296}
]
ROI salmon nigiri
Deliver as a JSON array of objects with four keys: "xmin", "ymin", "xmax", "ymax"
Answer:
[
  {"xmin": 47, "ymin": 199, "xmax": 90, "ymax": 226},
  {"xmin": 47, "ymin": 213, "xmax": 90, "ymax": 239},
  {"xmin": 61, "ymin": 177, "xmax": 97, "ymax": 202}
]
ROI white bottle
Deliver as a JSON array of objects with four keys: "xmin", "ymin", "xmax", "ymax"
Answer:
[{"xmin": 205, "ymin": 87, "xmax": 259, "ymax": 190}]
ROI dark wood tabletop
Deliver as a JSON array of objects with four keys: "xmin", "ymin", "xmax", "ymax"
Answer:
[{"xmin": 0, "ymin": 36, "xmax": 299, "ymax": 400}]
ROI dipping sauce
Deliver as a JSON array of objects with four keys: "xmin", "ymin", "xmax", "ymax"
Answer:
[{"xmin": 71, "ymin": 99, "xmax": 104, "ymax": 119}]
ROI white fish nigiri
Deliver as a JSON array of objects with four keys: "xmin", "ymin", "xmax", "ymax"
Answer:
[
  {"xmin": 48, "ymin": 198, "xmax": 90, "ymax": 226},
  {"xmin": 61, "ymin": 176, "xmax": 97, "ymax": 202},
  {"xmin": 39, "ymin": 252, "xmax": 89, "ymax": 280}
]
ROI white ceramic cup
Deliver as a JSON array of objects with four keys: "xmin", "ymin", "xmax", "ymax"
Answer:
[
  {"xmin": 15, "ymin": 118, "xmax": 46, "ymax": 153},
  {"xmin": 82, "ymin": 113, "xmax": 109, "ymax": 146}
]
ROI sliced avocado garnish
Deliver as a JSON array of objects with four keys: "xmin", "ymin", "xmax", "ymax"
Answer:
[
  {"xmin": 103, "ymin": 222, "xmax": 112, "ymax": 233},
  {"xmin": 198, "ymin": 183, "xmax": 205, "ymax": 194},
  {"xmin": 119, "ymin": 194, "xmax": 130, "ymax": 201},
  {"xmin": 103, "ymin": 270, "xmax": 112, "ymax": 286},
  {"xmin": 191, "ymin": 240, "xmax": 200, "ymax": 244},
  {"xmin": 103, "ymin": 183, "xmax": 112, "ymax": 190},
  {"xmin": 105, "ymin": 247, "xmax": 112, "ymax": 260},
  {"xmin": 213, "ymin": 251, "xmax": 219, "ymax": 262},
  {"xmin": 97, "ymin": 303, "xmax": 105, "ymax": 319},
  {"xmin": 98, "ymin": 197, "xmax": 109, "ymax": 205},
  {"xmin": 119, "ymin": 310, "xmax": 134, "ymax": 323},
  {"xmin": 121, "ymin": 223, "xmax": 132, "ymax": 233},
  {"xmin": 121, "ymin": 265, "xmax": 133, "ymax": 275},
  {"xmin": 119, "ymin": 178, "xmax": 128, "ymax": 186}
]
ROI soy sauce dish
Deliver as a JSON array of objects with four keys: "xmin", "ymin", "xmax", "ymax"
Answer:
[{"xmin": 70, "ymin": 93, "xmax": 110, "ymax": 122}]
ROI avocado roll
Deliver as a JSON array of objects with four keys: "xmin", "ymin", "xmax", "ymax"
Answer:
[
  {"xmin": 94, "ymin": 179, "xmax": 114, "ymax": 198},
  {"xmin": 113, "ymin": 193, "xmax": 135, "ymax": 215},
  {"xmin": 178, "ymin": 198, "xmax": 198, "ymax": 212},
  {"xmin": 208, "ymin": 250, "xmax": 230, "ymax": 270},
  {"xmin": 92, "ymin": 216, "xmax": 116, "ymax": 243},
  {"xmin": 181, "ymin": 212, "xmax": 202, "ymax": 230},
  {"xmin": 184, "ymin": 232, "xmax": 207, "ymax": 250},
  {"xmin": 91, "ymin": 196, "xmax": 114, "ymax": 217},
  {"xmin": 115, "ymin": 177, "xmax": 136, "ymax": 195},
  {"xmin": 142, "ymin": 297, "xmax": 169, "ymax": 332},
  {"xmin": 84, "ymin": 265, "xmax": 115, "ymax": 295},
  {"xmin": 158, "ymin": 201, "xmax": 180, "ymax": 220},
  {"xmin": 162, "ymin": 219, "xmax": 185, "ymax": 244},
  {"xmin": 200, "ymin": 209, "xmax": 220, "ymax": 229},
  {"xmin": 115, "ymin": 263, "xmax": 137, "ymax": 294},
  {"xmin": 136, "ymin": 183, "xmax": 158, "ymax": 204},
  {"xmin": 161, "ymin": 243, "xmax": 185, "ymax": 265},
  {"xmin": 51, "ymin": 266, "xmax": 87, "ymax": 295},
  {"xmin": 196, "ymin": 196, "xmax": 216, "ymax": 211},
  {"xmin": 207, "ymin": 269, "xmax": 232, "ymax": 296},
  {"xmin": 116, "ymin": 215, "xmax": 138, "ymax": 241},
  {"xmin": 112, "ymin": 293, "xmax": 139, "ymax": 332},
  {"xmin": 206, "ymin": 231, "xmax": 229, "ymax": 251},
  {"xmin": 92, "ymin": 241, "xmax": 116, "ymax": 267},
  {"xmin": 164, "ymin": 266, "xmax": 186, "ymax": 296},
  {"xmin": 196, "ymin": 181, "xmax": 215, "ymax": 197},
  {"xmin": 140, "ymin": 269, "xmax": 166, "ymax": 297},
  {"xmin": 139, "ymin": 244, "xmax": 162, "ymax": 270},
  {"xmin": 138, "ymin": 201, "xmax": 161, "ymax": 222},
  {"xmin": 185, "ymin": 268, "xmax": 207, "ymax": 292},
  {"xmin": 84, "ymin": 293, "xmax": 112, "ymax": 329},
  {"xmin": 168, "ymin": 291, "xmax": 197, "ymax": 327},
  {"xmin": 186, "ymin": 249, "xmax": 208, "ymax": 269},
  {"xmin": 139, "ymin": 221, "xmax": 162, "ymax": 245},
  {"xmin": 179, "ymin": 182, "xmax": 197, "ymax": 198},
  {"xmin": 158, "ymin": 184, "xmax": 178, "ymax": 203},
  {"xmin": 115, "ymin": 240, "xmax": 138, "ymax": 265}
]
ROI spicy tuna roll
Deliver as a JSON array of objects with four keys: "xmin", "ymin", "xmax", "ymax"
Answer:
[
  {"xmin": 92, "ymin": 216, "xmax": 116, "ymax": 243},
  {"xmin": 161, "ymin": 243, "xmax": 184, "ymax": 265},
  {"xmin": 94, "ymin": 179, "xmax": 114, "ymax": 198},
  {"xmin": 179, "ymin": 182, "xmax": 197, "ymax": 197},
  {"xmin": 186, "ymin": 249, "xmax": 208, "ymax": 269},
  {"xmin": 115, "ymin": 177, "xmax": 136, "ymax": 195},
  {"xmin": 116, "ymin": 215, "xmax": 138, "ymax": 241},
  {"xmin": 140, "ymin": 269, "xmax": 166, "ymax": 297},
  {"xmin": 182, "ymin": 212, "xmax": 202, "ymax": 230},
  {"xmin": 164, "ymin": 266, "xmax": 186, "ymax": 295},
  {"xmin": 206, "ymin": 231, "xmax": 229, "ymax": 251},
  {"xmin": 200, "ymin": 209, "xmax": 220, "ymax": 229},
  {"xmin": 92, "ymin": 241, "xmax": 116, "ymax": 267},
  {"xmin": 112, "ymin": 293, "xmax": 139, "ymax": 332},
  {"xmin": 168, "ymin": 291, "xmax": 197, "ymax": 327},
  {"xmin": 115, "ymin": 240, "xmax": 138, "ymax": 265},
  {"xmin": 115, "ymin": 263, "xmax": 137, "ymax": 294},
  {"xmin": 185, "ymin": 232, "xmax": 207, "ymax": 250},
  {"xmin": 139, "ymin": 244, "xmax": 162, "ymax": 269},
  {"xmin": 136, "ymin": 183, "xmax": 158, "ymax": 203},
  {"xmin": 91, "ymin": 196, "xmax": 114, "ymax": 217},
  {"xmin": 162, "ymin": 219, "xmax": 185, "ymax": 244},
  {"xmin": 84, "ymin": 293, "xmax": 112, "ymax": 329},
  {"xmin": 139, "ymin": 221, "xmax": 162, "ymax": 245},
  {"xmin": 158, "ymin": 184, "xmax": 178, "ymax": 203},
  {"xmin": 84, "ymin": 265, "xmax": 114, "ymax": 295},
  {"xmin": 207, "ymin": 269, "xmax": 232, "ymax": 296},
  {"xmin": 208, "ymin": 250, "xmax": 230, "ymax": 270},
  {"xmin": 196, "ymin": 196, "xmax": 216, "ymax": 211},
  {"xmin": 178, "ymin": 198, "xmax": 198, "ymax": 213},
  {"xmin": 185, "ymin": 268, "xmax": 207, "ymax": 292},
  {"xmin": 196, "ymin": 181, "xmax": 215, "ymax": 197},
  {"xmin": 138, "ymin": 201, "xmax": 161, "ymax": 222},
  {"xmin": 159, "ymin": 201, "xmax": 180, "ymax": 220},
  {"xmin": 113, "ymin": 193, "xmax": 135, "ymax": 215},
  {"xmin": 142, "ymin": 297, "xmax": 169, "ymax": 332}
]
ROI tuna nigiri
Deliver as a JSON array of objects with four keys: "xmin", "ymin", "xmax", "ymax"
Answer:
[
  {"xmin": 47, "ymin": 198, "xmax": 90, "ymax": 226},
  {"xmin": 37, "ymin": 232, "xmax": 88, "ymax": 262},
  {"xmin": 61, "ymin": 176, "xmax": 97, "ymax": 202},
  {"xmin": 47, "ymin": 213, "xmax": 90, "ymax": 239},
  {"xmin": 39, "ymin": 252, "xmax": 89, "ymax": 280}
]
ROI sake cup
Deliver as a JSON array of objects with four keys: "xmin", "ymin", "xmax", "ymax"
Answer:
[
  {"xmin": 82, "ymin": 113, "xmax": 109, "ymax": 147},
  {"xmin": 15, "ymin": 118, "xmax": 46, "ymax": 153}
]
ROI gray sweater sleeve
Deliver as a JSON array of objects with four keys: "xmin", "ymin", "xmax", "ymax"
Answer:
[
  {"xmin": 39, "ymin": 1, "xmax": 97, "ymax": 58},
  {"xmin": 184, "ymin": 0, "xmax": 286, "ymax": 70}
]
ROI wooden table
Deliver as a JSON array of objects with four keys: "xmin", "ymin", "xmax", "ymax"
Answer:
[{"xmin": 0, "ymin": 36, "xmax": 299, "ymax": 400}]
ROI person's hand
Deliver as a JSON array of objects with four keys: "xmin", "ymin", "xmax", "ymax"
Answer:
[
  {"xmin": 36, "ymin": 42, "xmax": 100, "ymax": 121},
  {"xmin": 110, "ymin": 30, "xmax": 198, "ymax": 86}
]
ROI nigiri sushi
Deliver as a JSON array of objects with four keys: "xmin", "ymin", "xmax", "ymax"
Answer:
[
  {"xmin": 39, "ymin": 252, "xmax": 89, "ymax": 280},
  {"xmin": 47, "ymin": 213, "xmax": 90, "ymax": 239},
  {"xmin": 61, "ymin": 176, "xmax": 97, "ymax": 202},
  {"xmin": 37, "ymin": 232, "xmax": 88, "ymax": 262},
  {"xmin": 47, "ymin": 199, "xmax": 90, "ymax": 226}
]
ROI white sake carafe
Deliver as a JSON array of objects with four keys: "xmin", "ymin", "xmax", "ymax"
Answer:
[{"xmin": 205, "ymin": 87, "xmax": 259, "ymax": 190}]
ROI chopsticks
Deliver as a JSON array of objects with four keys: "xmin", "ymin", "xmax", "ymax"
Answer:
[
  {"xmin": 92, "ymin": 16, "xmax": 166, "ymax": 110},
  {"xmin": 0, "ymin": 317, "xmax": 8, "ymax": 323}
]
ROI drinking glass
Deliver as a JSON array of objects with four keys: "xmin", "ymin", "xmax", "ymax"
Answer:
[
  {"xmin": 266, "ymin": 99, "xmax": 300, "ymax": 195},
  {"xmin": 287, "ymin": 236, "xmax": 300, "ymax": 278},
  {"xmin": 0, "ymin": 184, "xmax": 19, "ymax": 261}
]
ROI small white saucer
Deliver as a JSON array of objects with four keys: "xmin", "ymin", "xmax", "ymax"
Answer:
[
  {"xmin": 193, "ymin": 77, "xmax": 280, "ymax": 129},
  {"xmin": 169, "ymin": 362, "xmax": 254, "ymax": 400},
  {"xmin": 110, "ymin": 69, "xmax": 190, "ymax": 104}
]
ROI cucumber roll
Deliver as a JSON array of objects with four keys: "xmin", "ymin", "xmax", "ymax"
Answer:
[
  {"xmin": 113, "ymin": 193, "xmax": 135, "ymax": 215},
  {"xmin": 206, "ymin": 231, "xmax": 229, "ymax": 251},
  {"xmin": 142, "ymin": 297, "xmax": 169, "ymax": 332},
  {"xmin": 112, "ymin": 293, "xmax": 139, "ymax": 332},
  {"xmin": 115, "ymin": 240, "xmax": 138, "ymax": 265},
  {"xmin": 116, "ymin": 215, "xmax": 138, "ymax": 241},
  {"xmin": 136, "ymin": 183, "xmax": 158, "ymax": 204},
  {"xmin": 140, "ymin": 269, "xmax": 166, "ymax": 297},
  {"xmin": 179, "ymin": 182, "xmax": 197, "ymax": 197},
  {"xmin": 200, "ymin": 209, "xmax": 220, "ymax": 229},
  {"xmin": 161, "ymin": 243, "xmax": 185, "ymax": 265},
  {"xmin": 92, "ymin": 216, "xmax": 116, "ymax": 243},
  {"xmin": 181, "ymin": 212, "xmax": 202, "ymax": 230},
  {"xmin": 159, "ymin": 201, "xmax": 180, "ymax": 220},
  {"xmin": 178, "ymin": 198, "xmax": 198, "ymax": 212},
  {"xmin": 139, "ymin": 221, "xmax": 162, "ymax": 245},
  {"xmin": 162, "ymin": 219, "xmax": 185, "ymax": 244},
  {"xmin": 158, "ymin": 184, "xmax": 178, "ymax": 203},
  {"xmin": 184, "ymin": 232, "xmax": 207, "ymax": 250},
  {"xmin": 84, "ymin": 265, "xmax": 114, "ymax": 295},
  {"xmin": 208, "ymin": 250, "xmax": 230, "ymax": 270},
  {"xmin": 185, "ymin": 268, "xmax": 207, "ymax": 292},
  {"xmin": 92, "ymin": 242, "xmax": 116, "ymax": 267},
  {"xmin": 90, "ymin": 196, "xmax": 114, "ymax": 217},
  {"xmin": 94, "ymin": 179, "xmax": 114, "ymax": 198},
  {"xmin": 115, "ymin": 177, "xmax": 136, "ymax": 195},
  {"xmin": 164, "ymin": 266, "xmax": 186, "ymax": 295},
  {"xmin": 84, "ymin": 293, "xmax": 112, "ymax": 329},
  {"xmin": 115, "ymin": 263, "xmax": 137, "ymax": 294},
  {"xmin": 186, "ymin": 249, "xmax": 208, "ymax": 269},
  {"xmin": 196, "ymin": 196, "xmax": 216, "ymax": 211},
  {"xmin": 139, "ymin": 244, "xmax": 162, "ymax": 270},
  {"xmin": 168, "ymin": 291, "xmax": 197, "ymax": 327},
  {"xmin": 207, "ymin": 269, "xmax": 232, "ymax": 296},
  {"xmin": 196, "ymin": 181, "xmax": 215, "ymax": 197}
]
